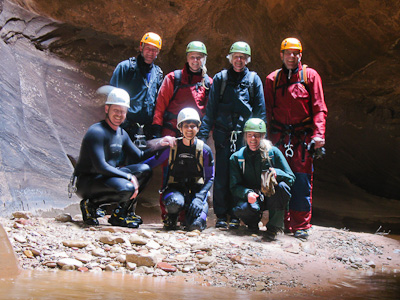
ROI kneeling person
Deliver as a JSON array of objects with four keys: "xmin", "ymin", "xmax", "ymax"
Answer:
[
  {"xmin": 145, "ymin": 108, "xmax": 214, "ymax": 231},
  {"xmin": 73, "ymin": 87, "xmax": 174, "ymax": 227},
  {"xmin": 230, "ymin": 118, "xmax": 295, "ymax": 240}
]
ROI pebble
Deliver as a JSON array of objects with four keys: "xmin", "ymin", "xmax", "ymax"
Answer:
[
  {"xmin": 99, "ymin": 235, "xmax": 125, "ymax": 245},
  {"xmin": 13, "ymin": 234, "xmax": 27, "ymax": 243},
  {"xmin": 55, "ymin": 214, "xmax": 73, "ymax": 222},
  {"xmin": 57, "ymin": 258, "xmax": 83, "ymax": 269},
  {"xmin": 63, "ymin": 240, "xmax": 90, "ymax": 248},
  {"xmin": 157, "ymin": 262, "xmax": 177, "ymax": 272},
  {"xmin": 12, "ymin": 211, "xmax": 32, "ymax": 219}
]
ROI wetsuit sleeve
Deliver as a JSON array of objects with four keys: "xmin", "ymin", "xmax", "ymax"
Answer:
[
  {"xmin": 142, "ymin": 148, "xmax": 170, "ymax": 168},
  {"xmin": 194, "ymin": 145, "xmax": 215, "ymax": 202},
  {"xmin": 152, "ymin": 72, "xmax": 175, "ymax": 126},
  {"xmin": 308, "ymin": 69, "xmax": 327, "ymax": 139},
  {"xmin": 198, "ymin": 73, "xmax": 220, "ymax": 141},
  {"xmin": 270, "ymin": 147, "xmax": 296, "ymax": 186},
  {"xmin": 253, "ymin": 74, "xmax": 267, "ymax": 123},
  {"xmin": 229, "ymin": 153, "xmax": 253, "ymax": 200}
]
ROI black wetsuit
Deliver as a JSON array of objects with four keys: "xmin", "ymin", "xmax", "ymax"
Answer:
[{"xmin": 74, "ymin": 120, "xmax": 153, "ymax": 206}]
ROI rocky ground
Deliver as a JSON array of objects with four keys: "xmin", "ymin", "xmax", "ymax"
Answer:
[{"xmin": 1, "ymin": 211, "xmax": 400, "ymax": 295}]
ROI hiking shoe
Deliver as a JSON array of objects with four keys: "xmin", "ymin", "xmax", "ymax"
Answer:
[
  {"xmin": 247, "ymin": 223, "xmax": 259, "ymax": 234},
  {"xmin": 163, "ymin": 214, "xmax": 178, "ymax": 231},
  {"xmin": 95, "ymin": 207, "xmax": 106, "ymax": 218},
  {"xmin": 215, "ymin": 217, "xmax": 228, "ymax": 228},
  {"xmin": 127, "ymin": 212, "xmax": 143, "ymax": 225},
  {"xmin": 264, "ymin": 226, "xmax": 282, "ymax": 242},
  {"xmin": 294, "ymin": 229, "xmax": 309, "ymax": 240},
  {"xmin": 229, "ymin": 218, "xmax": 240, "ymax": 229},
  {"xmin": 188, "ymin": 217, "xmax": 206, "ymax": 232},
  {"xmin": 108, "ymin": 208, "xmax": 139, "ymax": 228},
  {"xmin": 80, "ymin": 199, "xmax": 99, "ymax": 226}
]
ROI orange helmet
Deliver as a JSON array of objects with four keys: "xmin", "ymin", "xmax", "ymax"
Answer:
[
  {"xmin": 280, "ymin": 37, "xmax": 302, "ymax": 53},
  {"xmin": 140, "ymin": 32, "xmax": 162, "ymax": 50}
]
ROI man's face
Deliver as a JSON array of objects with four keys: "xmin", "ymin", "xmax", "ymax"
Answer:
[
  {"xmin": 105, "ymin": 104, "xmax": 127, "ymax": 128},
  {"xmin": 246, "ymin": 131, "xmax": 262, "ymax": 151},
  {"xmin": 280, "ymin": 49, "xmax": 302, "ymax": 70},
  {"xmin": 231, "ymin": 53, "xmax": 248, "ymax": 72},
  {"xmin": 140, "ymin": 44, "xmax": 159, "ymax": 64},
  {"xmin": 187, "ymin": 52, "xmax": 205, "ymax": 73},
  {"xmin": 180, "ymin": 121, "xmax": 199, "ymax": 140}
]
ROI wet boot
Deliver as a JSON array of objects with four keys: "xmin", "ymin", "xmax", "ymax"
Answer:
[
  {"xmin": 188, "ymin": 216, "xmax": 207, "ymax": 231},
  {"xmin": 163, "ymin": 214, "xmax": 178, "ymax": 230},
  {"xmin": 80, "ymin": 199, "xmax": 99, "ymax": 226},
  {"xmin": 108, "ymin": 207, "xmax": 140, "ymax": 228},
  {"xmin": 229, "ymin": 217, "xmax": 240, "ymax": 229},
  {"xmin": 215, "ymin": 215, "xmax": 228, "ymax": 228}
]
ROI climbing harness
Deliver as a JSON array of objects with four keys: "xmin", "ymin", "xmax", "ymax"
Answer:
[
  {"xmin": 68, "ymin": 175, "xmax": 77, "ymax": 198},
  {"xmin": 230, "ymin": 130, "xmax": 241, "ymax": 153},
  {"xmin": 134, "ymin": 124, "xmax": 147, "ymax": 149}
]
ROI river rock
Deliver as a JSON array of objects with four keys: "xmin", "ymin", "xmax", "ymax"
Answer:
[
  {"xmin": 146, "ymin": 240, "xmax": 160, "ymax": 250},
  {"xmin": 199, "ymin": 256, "xmax": 215, "ymax": 265},
  {"xmin": 157, "ymin": 262, "xmax": 177, "ymax": 272},
  {"xmin": 57, "ymin": 258, "xmax": 83, "ymax": 269},
  {"xmin": 73, "ymin": 253, "xmax": 93, "ymax": 263},
  {"xmin": 126, "ymin": 251, "xmax": 159, "ymax": 267},
  {"xmin": 116, "ymin": 254, "xmax": 126, "ymax": 263},
  {"xmin": 129, "ymin": 234, "xmax": 147, "ymax": 245},
  {"xmin": 55, "ymin": 214, "xmax": 73, "ymax": 222},
  {"xmin": 137, "ymin": 229, "xmax": 153, "ymax": 239},
  {"xmin": 63, "ymin": 240, "xmax": 90, "ymax": 248},
  {"xmin": 12, "ymin": 211, "xmax": 32, "ymax": 219},
  {"xmin": 126, "ymin": 262, "xmax": 137, "ymax": 271},
  {"xmin": 99, "ymin": 235, "xmax": 126, "ymax": 245}
]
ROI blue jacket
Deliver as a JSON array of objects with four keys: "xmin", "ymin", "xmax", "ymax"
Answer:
[
  {"xmin": 198, "ymin": 67, "xmax": 266, "ymax": 144},
  {"xmin": 110, "ymin": 56, "xmax": 163, "ymax": 125}
]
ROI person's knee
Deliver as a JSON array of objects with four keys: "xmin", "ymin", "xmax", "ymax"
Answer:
[
  {"xmin": 163, "ymin": 190, "xmax": 184, "ymax": 214},
  {"xmin": 233, "ymin": 201, "xmax": 261, "ymax": 221}
]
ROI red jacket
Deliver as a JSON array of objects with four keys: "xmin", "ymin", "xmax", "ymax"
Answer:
[
  {"xmin": 264, "ymin": 63, "xmax": 327, "ymax": 139},
  {"xmin": 152, "ymin": 64, "xmax": 212, "ymax": 128}
]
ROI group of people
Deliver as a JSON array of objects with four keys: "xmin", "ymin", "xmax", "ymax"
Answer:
[{"xmin": 71, "ymin": 32, "xmax": 327, "ymax": 241}]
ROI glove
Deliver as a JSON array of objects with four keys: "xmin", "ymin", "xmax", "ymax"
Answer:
[
  {"xmin": 187, "ymin": 198, "xmax": 203, "ymax": 218},
  {"xmin": 261, "ymin": 170, "xmax": 278, "ymax": 197},
  {"xmin": 152, "ymin": 124, "xmax": 162, "ymax": 139}
]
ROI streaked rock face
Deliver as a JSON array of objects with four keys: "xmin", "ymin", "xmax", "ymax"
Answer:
[{"xmin": 0, "ymin": 0, "xmax": 399, "ymax": 231}]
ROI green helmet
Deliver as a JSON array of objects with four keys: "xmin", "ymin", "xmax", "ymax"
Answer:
[
  {"xmin": 244, "ymin": 118, "xmax": 266, "ymax": 133},
  {"xmin": 186, "ymin": 41, "xmax": 207, "ymax": 55},
  {"xmin": 229, "ymin": 41, "xmax": 251, "ymax": 56}
]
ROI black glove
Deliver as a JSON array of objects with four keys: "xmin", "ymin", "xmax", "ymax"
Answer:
[
  {"xmin": 152, "ymin": 124, "xmax": 162, "ymax": 139},
  {"xmin": 187, "ymin": 198, "xmax": 203, "ymax": 218}
]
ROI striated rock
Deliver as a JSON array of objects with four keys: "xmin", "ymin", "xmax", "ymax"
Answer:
[
  {"xmin": 126, "ymin": 251, "xmax": 160, "ymax": 267},
  {"xmin": 62, "ymin": 240, "xmax": 90, "ymax": 248}
]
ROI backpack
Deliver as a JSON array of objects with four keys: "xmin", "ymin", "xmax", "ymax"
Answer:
[
  {"xmin": 219, "ymin": 69, "xmax": 256, "ymax": 100},
  {"xmin": 166, "ymin": 138, "xmax": 205, "ymax": 185},
  {"xmin": 170, "ymin": 70, "xmax": 211, "ymax": 102}
]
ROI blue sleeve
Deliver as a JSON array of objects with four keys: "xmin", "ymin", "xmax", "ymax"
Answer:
[
  {"xmin": 195, "ymin": 145, "xmax": 215, "ymax": 202},
  {"xmin": 253, "ymin": 74, "xmax": 267, "ymax": 123},
  {"xmin": 198, "ymin": 73, "xmax": 220, "ymax": 140},
  {"xmin": 142, "ymin": 148, "xmax": 170, "ymax": 169}
]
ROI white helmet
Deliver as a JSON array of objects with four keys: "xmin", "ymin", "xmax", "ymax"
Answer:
[
  {"xmin": 105, "ymin": 87, "xmax": 130, "ymax": 108},
  {"xmin": 177, "ymin": 108, "xmax": 201, "ymax": 129}
]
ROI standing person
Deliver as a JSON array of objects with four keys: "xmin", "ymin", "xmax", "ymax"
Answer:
[
  {"xmin": 72, "ymin": 87, "xmax": 174, "ymax": 227},
  {"xmin": 152, "ymin": 41, "xmax": 212, "ymax": 138},
  {"xmin": 152, "ymin": 41, "xmax": 212, "ymax": 220},
  {"xmin": 198, "ymin": 41, "xmax": 266, "ymax": 229},
  {"xmin": 145, "ymin": 108, "xmax": 214, "ymax": 231},
  {"xmin": 110, "ymin": 32, "xmax": 163, "ymax": 145},
  {"xmin": 264, "ymin": 37, "xmax": 327, "ymax": 239},
  {"xmin": 230, "ymin": 118, "xmax": 295, "ymax": 241}
]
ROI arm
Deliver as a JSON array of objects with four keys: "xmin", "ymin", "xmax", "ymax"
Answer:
[
  {"xmin": 142, "ymin": 147, "xmax": 170, "ymax": 169},
  {"xmin": 264, "ymin": 73, "xmax": 275, "ymax": 136},
  {"xmin": 252, "ymin": 75, "xmax": 267, "ymax": 123},
  {"xmin": 198, "ymin": 73, "xmax": 220, "ymax": 141},
  {"xmin": 194, "ymin": 145, "xmax": 215, "ymax": 202},
  {"xmin": 110, "ymin": 61, "xmax": 129, "ymax": 88},
  {"xmin": 229, "ymin": 154, "xmax": 253, "ymax": 200},
  {"xmin": 152, "ymin": 72, "xmax": 175, "ymax": 126},
  {"xmin": 270, "ymin": 147, "xmax": 296, "ymax": 186},
  {"xmin": 308, "ymin": 69, "xmax": 327, "ymax": 141}
]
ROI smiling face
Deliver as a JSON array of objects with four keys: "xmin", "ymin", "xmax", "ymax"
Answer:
[
  {"xmin": 105, "ymin": 104, "xmax": 127, "ymax": 130},
  {"xmin": 187, "ymin": 52, "xmax": 205, "ymax": 73},
  {"xmin": 180, "ymin": 121, "xmax": 199, "ymax": 143},
  {"xmin": 280, "ymin": 49, "xmax": 302, "ymax": 70},
  {"xmin": 140, "ymin": 44, "xmax": 159, "ymax": 64},
  {"xmin": 231, "ymin": 53, "xmax": 248, "ymax": 72},
  {"xmin": 246, "ymin": 131, "xmax": 262, "ymax": 151}
]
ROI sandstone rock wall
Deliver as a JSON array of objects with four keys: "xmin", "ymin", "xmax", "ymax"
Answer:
[{"xmin": 0, "ymin": 0, "xmax": 399, "ymax": 230}]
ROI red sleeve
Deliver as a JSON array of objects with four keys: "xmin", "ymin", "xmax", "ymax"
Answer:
[
  {"xmin": 308, "ymin": 68, "xmax": 327, "ymax": 139},
  {"xmin": 152, "ymin": 72, "xmax": 175, "ymax": 126}
]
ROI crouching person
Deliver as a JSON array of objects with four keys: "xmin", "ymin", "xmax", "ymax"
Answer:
[
  {"xmin": 72, "ymin": 87, "xmax": 174, "ymax": 228},
  {"xmin": 145, "ymin": 108, "xmax": 214, "ymax": 231},
  {"xmin": 230, "ymin": 118, "xmax": 295, "ymax": 240}
]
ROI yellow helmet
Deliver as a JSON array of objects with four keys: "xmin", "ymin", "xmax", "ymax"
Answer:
[
  {"xmin": 280, "ymin": 37, "xmax": 302, "ymax": 53},
  {"xmin": 140, "ymin": 32, "xmax": 162, "ymax": 50}
]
